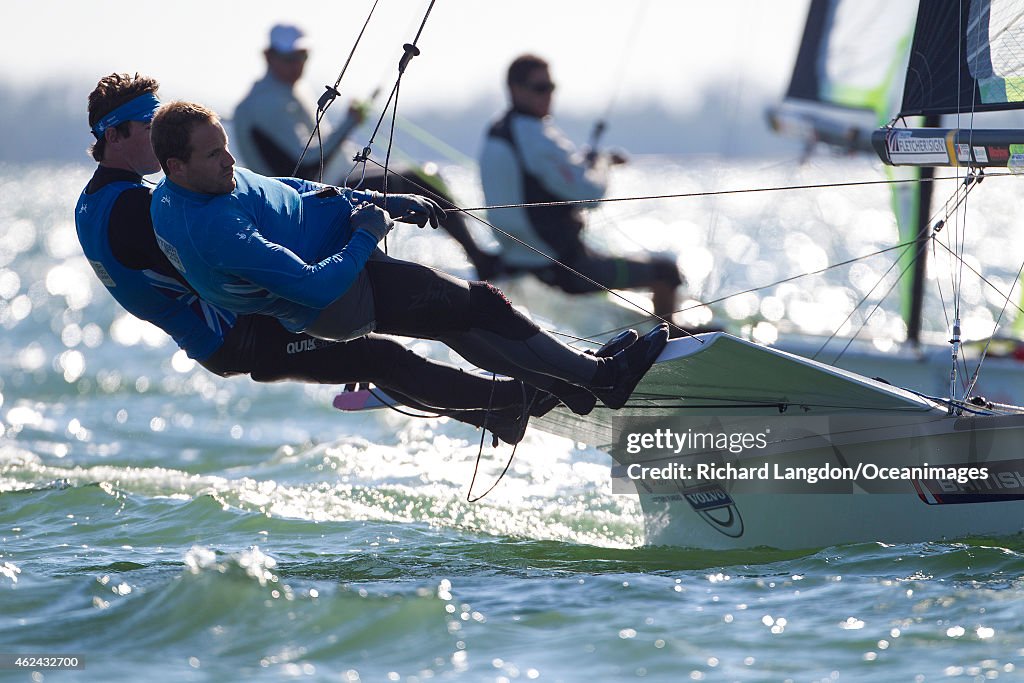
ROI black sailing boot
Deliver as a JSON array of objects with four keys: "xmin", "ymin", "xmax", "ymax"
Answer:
[
  {"xmin": 591, "ymin": 323, "xmax": 670, "ymax": 410},
  {"xmin": 527, "ymin": 328, "xmax": 641, "ymax": 418}
]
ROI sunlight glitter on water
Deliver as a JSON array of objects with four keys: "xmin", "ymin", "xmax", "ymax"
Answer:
[{"xmin": 4, "ymin": 154, "xmax": 1024, "ymax": 680}]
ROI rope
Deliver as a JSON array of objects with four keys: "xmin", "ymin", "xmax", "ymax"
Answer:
[
  {"xmin": 357, "ymin": 156, "xmax": 691, "ymax": 339},
  {"xmin": 346, "ymin": 1, "xmax": 436, "ymax": 195},
  {"xmin": 452, "ymin": 173, "xmax": 1008, "ymax": 215},
  {"xmin": 292, "ymin": 0, "xmax": 382, "ymax": 179},
  {"xmin": 465, "ymin": 377, "xmax": 525, "ymax": 503}
]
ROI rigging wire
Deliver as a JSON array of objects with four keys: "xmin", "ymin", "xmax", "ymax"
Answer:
[
  {"xmin": 291, "ymin": 0, "xmax": 382, "ymax": 180},
  {"xmin": 826, "ymin": 238, "xmax": 929, "ymax": 366},
  {"xmin": 358, "ymin": 156, "xmax": 688, "ymax": 338},
  {"xmin": 588, "ymin": 240, "xmax": 925, "ymax": 336},
  {"xmin": 817, "ymin": 169, "xmax": 983, "ymax": 366},
  {"xmin": 930, "ymin": 174, "xmax": 982, "ymax": 393},
  {"xmin": 452, "ymin": 172, "xmax": 1008, "ymax": 214},
  {"xmin": 945, "ymin": 0, "xmax": 970, "ymax": 409},
  {"xmin": 814, "ymin": 225, "xmax": 930, "ymax": 364},
  {"xmin": 346, "ymin": 1, "xmax": 435, "ymax": 196},
  {"xmin": 356, "ymin": 147, "xmax": 1024, "ymax": 378},
  {"xmin": 964, "ymin": 255, "xmax": 1024, "ymax": 399}
]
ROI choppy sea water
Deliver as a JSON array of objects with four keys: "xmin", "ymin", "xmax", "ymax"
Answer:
[{"xmin": 2, "ymin": 159, "xmax": 1024, "ymax": 682}]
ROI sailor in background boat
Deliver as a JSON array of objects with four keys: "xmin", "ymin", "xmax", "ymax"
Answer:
[
  {"xmin": 232, "ymin": 23, "xmax": 365, "ymax": 180},
  {"xmin": 480, "ymin": 54, "xmax": 684, "ymax": 327},
  {"xmin": 75, "ymin": 73, "xmax": 569, "ymax": 446},
  {"xmin": 233, "ymin": 23, "xmax": 503, "ymax": 281},
  {"xmin": 149, "ymin": 101, "xmax": 670, "ymax": 422}
]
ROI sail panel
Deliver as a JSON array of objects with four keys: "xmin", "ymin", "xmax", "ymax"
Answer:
[
  {"xmin": 971, "ymin": 0, "xmax": 1024, "ymax": 104},
  {"xmin": 786, "ymin": 0, "xmax": 916, "ymax": 114},
  {"xmin": 901, "ymin": 0, "xmax": 1024, "ymax": 116},
  {"xmin": 786, "ymin": 0, "xmax": 832, "ymax": 104}
]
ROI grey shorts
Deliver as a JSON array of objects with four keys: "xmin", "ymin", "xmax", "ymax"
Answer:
[{"xmin": 304, "ymin": 268, "xmax": 377, "ymax": 341}]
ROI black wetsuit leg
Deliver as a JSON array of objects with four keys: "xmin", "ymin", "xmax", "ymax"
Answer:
[
  {"xmin": 363, "ymin": 255, "xmax": 615, "ymax": 393},
  {"xmin": 201, "ymin": 316, "xmax": 525, "ymax": 411}
]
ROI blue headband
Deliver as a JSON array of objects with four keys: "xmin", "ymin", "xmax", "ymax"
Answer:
[{"xmin": 91, "ymin": 92, "xmax": 160, "ymax": 139}]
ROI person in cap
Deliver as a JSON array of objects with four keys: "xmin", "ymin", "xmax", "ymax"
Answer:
[
  {"xmin": 149, "ymin": 100, "xmax": 670, "ymax": 418},
  {"xmin": 233, "ymin": 23, "xmax": 365, "ymax": 180},
  {"xmin": 76, "ymin": 73, "xmax": 609, "ymax": 446},
  {"xmin": 233, "ymin": 24, "xmax": 502, "ymax": 280},
  {"xmin": 480, "ymin": 54, "xmax": 686, "ymax": 327}
]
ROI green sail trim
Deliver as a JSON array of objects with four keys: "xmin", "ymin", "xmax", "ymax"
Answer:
[
  {"xmin": 979, "ymin": 77, "xmax": 1024, "ymax": 105},
  {"xmin": 887, "ymin": 165, "xmax": 923, "ymax": 331}
]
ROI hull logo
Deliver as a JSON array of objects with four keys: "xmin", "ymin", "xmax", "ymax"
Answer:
[{"xmin": 682, "ymin": 485, "xmax": 744, "ymax": 538}]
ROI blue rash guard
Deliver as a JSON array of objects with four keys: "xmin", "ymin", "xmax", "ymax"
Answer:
[
  {"xmin": 151, "ymin": 167, "xmax": 380, "ymax": 333},
  {"xmin": 75, "ymin": 168, "xmax": 235, "ymax": 361}
]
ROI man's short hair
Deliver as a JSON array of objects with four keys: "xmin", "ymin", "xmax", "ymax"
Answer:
[
  {"xmin": 151, "ymin": 101, "xmax": 219, "ymax": 174},
  {"xmin": 87, "ymin": 73, "xmax": 159, "ymax": 162},
  {"xmin": 506, "ymin": 54, "xmax": 549, "ymax": 88}
]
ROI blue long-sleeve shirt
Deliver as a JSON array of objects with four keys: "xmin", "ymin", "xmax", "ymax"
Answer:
[
  {"xmin": 75, "ymin": 167, "xmax": 234, "ymax": 361},
  {"xmin": 151, "ymin": 167, "xmax": 379, "ymax": 332}
]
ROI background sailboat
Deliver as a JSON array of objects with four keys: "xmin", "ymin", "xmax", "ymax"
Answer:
[
  {"xmin": 765, "ymin": 0, "xmax": 929, "ymax": 338},
  {"xmin": 480, "ymin": 0, "xmax": 1024, "ymax": 550},
  {"xmin": 764, "ymin": 0, "xmax": 1024, "ymax": 404}
]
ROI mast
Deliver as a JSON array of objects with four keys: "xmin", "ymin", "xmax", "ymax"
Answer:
[
  {"xmin": 873, "ymin": 0, "xmax": 1024, "ymax": 401},
  {"xmin": 768, "ymin": 0, "xmax": 929, "ymax": 342},
  {"xmin": 906, "ymin": 116, "xmax": 939, "ymax": 345}
]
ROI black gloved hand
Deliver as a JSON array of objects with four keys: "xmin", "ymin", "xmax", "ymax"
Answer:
[
  {"xmin": 351, "ymin": 202, "xmax": 394, "ymax": 242},
  {"xmin": 381, "ymin": 193, "xmax": 443, "ymax": 229}
]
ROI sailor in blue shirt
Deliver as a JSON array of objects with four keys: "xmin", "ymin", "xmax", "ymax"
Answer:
[
  {"xmin": 149, "ymin": 101, "xmax": 669, "ymax": 413},
  {"xmin": 77, "ymin": 76, "xmax": 232, "ymax": 363},
  {"xmin": 75, "ymin": 73, "xmax": 573, "ymax": 445}
]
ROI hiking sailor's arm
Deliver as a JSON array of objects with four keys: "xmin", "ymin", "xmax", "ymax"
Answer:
[{"xmin": 216, "ymin": 212, "xmax": 384, "ymax": 309}]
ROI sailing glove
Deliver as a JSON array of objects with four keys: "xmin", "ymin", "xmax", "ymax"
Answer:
[
  {"xmin": 351, "ymin": 202, "xmax": 394, "ymax": 243},
  {"xmin": 366, "ymin": 192, "xmax": 443, "ymax": 229}
]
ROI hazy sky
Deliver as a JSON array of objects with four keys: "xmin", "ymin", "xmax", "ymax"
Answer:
[{"xmin": 1, "ymin": 0, "xmax": 810, "ymax": 116}]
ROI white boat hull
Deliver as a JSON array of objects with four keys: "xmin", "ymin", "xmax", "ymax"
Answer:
[
  {"xmin": 534, "ymin": 333, "xmax": 1024, "ymax": 550},
  {"xmin": 623, "ymin": 413, "xmax": 1024, "ymax": 550},
  {"xmin": 640, "ymin": 492, "xmax": 1024, "ymax": 550}
]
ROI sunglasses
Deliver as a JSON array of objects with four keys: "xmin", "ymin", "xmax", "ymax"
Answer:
[
  {"xmin": 523, "ymin": 81, "xmax": 556, "ymax": 95},
  {"xmin": 271, "ymin": 50, "xmax": 309, "ymax": 63}
]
